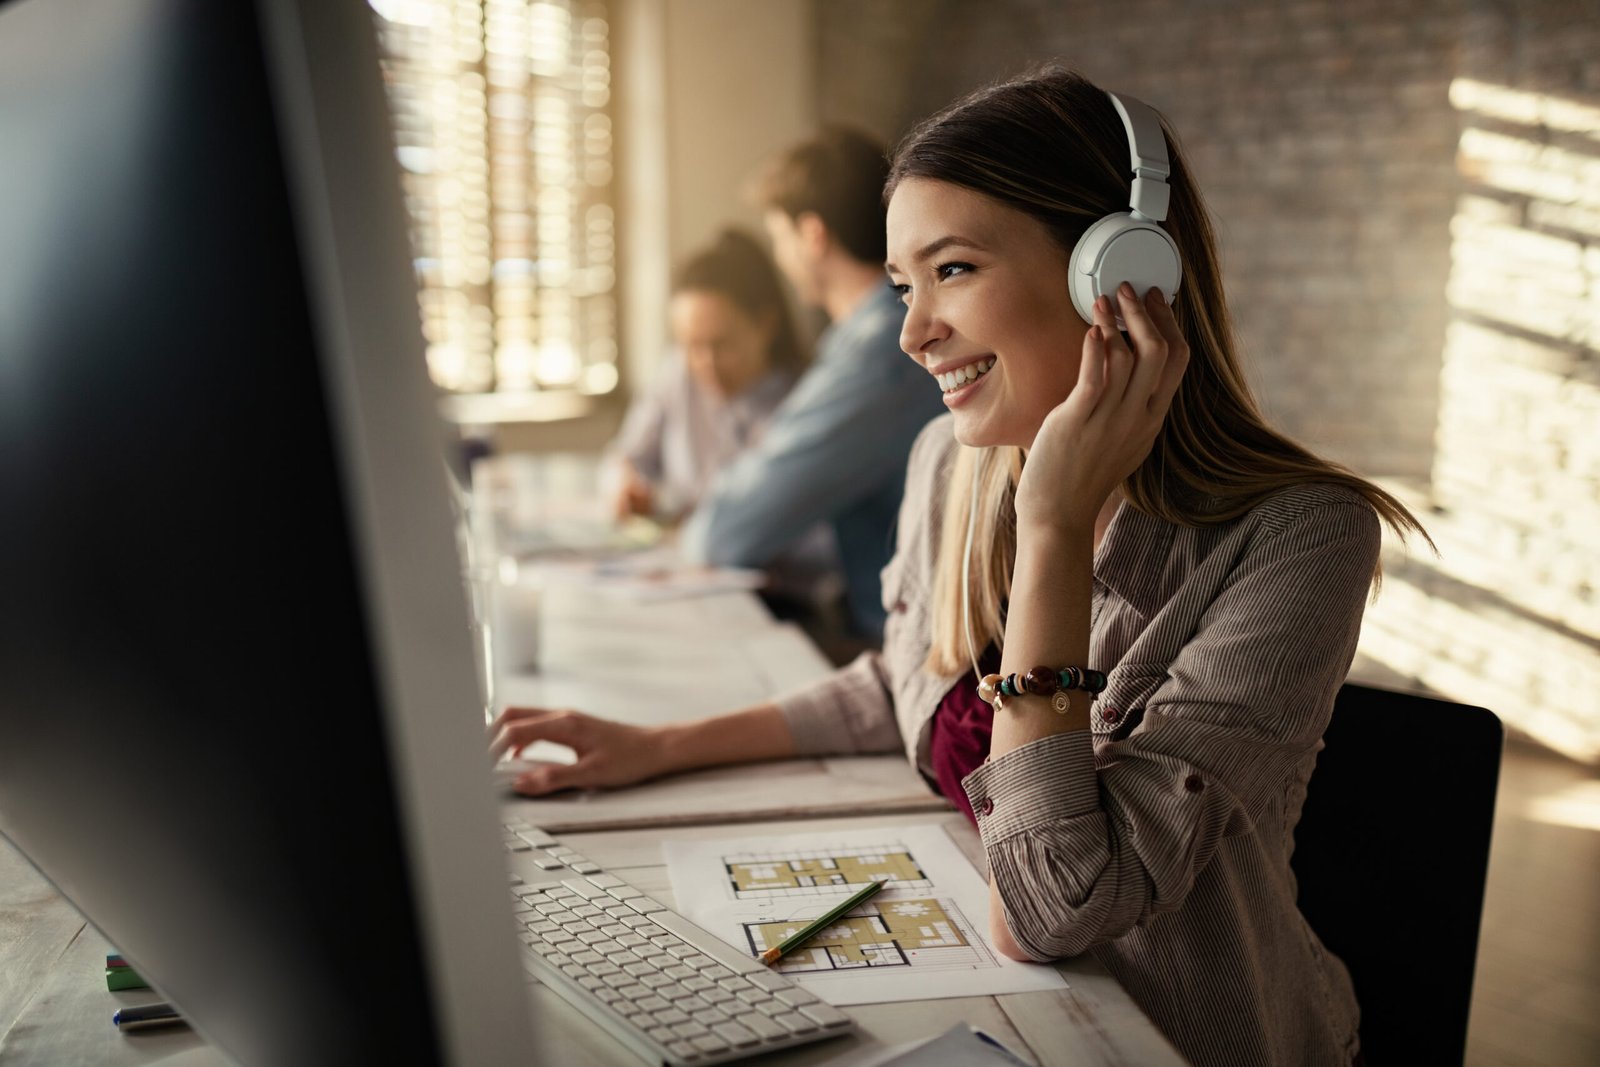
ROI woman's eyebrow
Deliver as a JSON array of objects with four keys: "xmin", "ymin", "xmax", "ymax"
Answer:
[{"xmin": 885, "ymin": 234, "xmax": 987, "ymax": 275}]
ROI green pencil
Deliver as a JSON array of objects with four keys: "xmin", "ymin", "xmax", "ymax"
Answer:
[{"xmin": 760, "ymin": 878, "xmax": 885, "ymax": 966}]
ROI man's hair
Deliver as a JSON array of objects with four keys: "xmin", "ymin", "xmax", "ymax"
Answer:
[{"xmin": 754, "ymin": 126, "xmax": 890, "ymax": 265}]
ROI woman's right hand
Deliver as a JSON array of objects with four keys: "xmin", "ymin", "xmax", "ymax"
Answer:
[{"xmin": 488, "ymin": 706, "xmax": 670, "ymax": 796}]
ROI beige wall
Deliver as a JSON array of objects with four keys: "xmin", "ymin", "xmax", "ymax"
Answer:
[{"xmin": 614, "ymin": 0, "xmax": 814, "ymax": 396}]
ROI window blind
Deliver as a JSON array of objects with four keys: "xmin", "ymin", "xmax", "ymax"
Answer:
[{"xmin": 370, "ymin": 0, "xmax": 617, "ymax": 397}]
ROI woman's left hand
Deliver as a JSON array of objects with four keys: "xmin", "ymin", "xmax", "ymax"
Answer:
[{"xmin": 1014, "ymin": 282, "xmax": 1189, "ymax": 534}]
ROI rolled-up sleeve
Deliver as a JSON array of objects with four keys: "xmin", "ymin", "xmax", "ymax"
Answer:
[
  {"xmin": 963, "ymin": 501, "xmax": 1381, "ymax": 960},
  {"xmin": 772, "ymin": 650, "xmax": 903, "ymax": 757}
]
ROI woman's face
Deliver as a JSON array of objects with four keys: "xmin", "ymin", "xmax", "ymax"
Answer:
[
  {"xmin": 886, "ymin": 178, "xmax": 1088, "ymax": 449},
  {"xmin": 670, "ymin": 290, "xmax": 774, "ymax": 399}
]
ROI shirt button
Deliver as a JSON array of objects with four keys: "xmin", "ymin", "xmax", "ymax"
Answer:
[
  {"xmin": 977, "ymin": 797, "xmax": 994, "ymax": 817},
  {"xmin": 892, "ymin": 599, "xmax": 907, "ymax": 614},
  {"xmin": 1101, "ymin": 706, "xmax": 1122, "ymax": 724},
  {"xmin": 1184, "ymin": 774, "xmax": 1205, "ymax": 794}
]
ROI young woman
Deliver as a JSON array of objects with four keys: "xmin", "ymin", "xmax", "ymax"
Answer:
[
  {"xmin": 496, "ymin": 69, "xmax": 1424, "ymax": 1066},
  {"xmin": 605, "ymin": 228, "xmax": 803, "ymax": 522}
]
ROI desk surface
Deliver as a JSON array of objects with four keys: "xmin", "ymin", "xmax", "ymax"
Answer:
[{"xmin": 0, "ymin": 481, "xmax": 1185, "ymax": 1065}]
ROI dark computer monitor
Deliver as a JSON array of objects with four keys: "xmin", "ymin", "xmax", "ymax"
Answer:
[{"xmin": 0, "ymin": 1, "xmax": 534, "ymax": 1062}]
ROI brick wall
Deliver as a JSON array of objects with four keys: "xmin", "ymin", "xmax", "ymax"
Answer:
[
  {"xmin": 814, "ymin": 0, "xmax": 1600, "ymax": 760},
  {"xmin": 1358, "ymin": 0, "xmax": 1600, "ymax": 762},
  {"xmin": 816, "ymin": 0, "xmax": 1461, "ymax": 476}
]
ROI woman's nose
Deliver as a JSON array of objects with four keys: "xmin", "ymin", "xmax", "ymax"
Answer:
[{"xmin": 898, "ymin": 296, "xmax": 947, "ymax": 359}]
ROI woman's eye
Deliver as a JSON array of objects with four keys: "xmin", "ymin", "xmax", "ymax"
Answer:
[
  {"xmin": 887, "ymin": 281, "xmax": 911, "ymax": 301},
  {"xmin": 936, "ymin": 261, "xmax": 974, "ymax": 280}
]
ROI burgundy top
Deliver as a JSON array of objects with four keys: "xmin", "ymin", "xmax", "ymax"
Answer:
[{"xmin": 928, "ymin": 644, "xmax": 1001, "ymax": 823}]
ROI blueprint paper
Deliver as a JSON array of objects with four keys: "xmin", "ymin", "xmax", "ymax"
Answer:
[{"xmin": 664, "ymin": 824, "xmax": 1067, "ymax": 1005}]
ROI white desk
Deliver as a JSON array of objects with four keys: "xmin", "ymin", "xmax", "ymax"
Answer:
[{"xmin": 0, "ymin": 473, "xmax": 1187, "ymax": 1065}]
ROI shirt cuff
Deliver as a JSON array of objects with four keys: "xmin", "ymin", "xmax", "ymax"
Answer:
[
  {"xmin": 962, "ymin": 730, "xmax": 1098, "ymax": 842},
  {"xmin": 772, "ymin": 652, "xmax": 900, "ymax": 757}
]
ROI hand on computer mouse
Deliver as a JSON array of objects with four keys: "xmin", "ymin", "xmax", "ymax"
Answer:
[{"xmin": 488, "ymin": 706, "xmax": 667, "ymax": 796}]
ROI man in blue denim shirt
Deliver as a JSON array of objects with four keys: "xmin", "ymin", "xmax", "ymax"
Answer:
[{"xmin": 680, "ymin": 128, "xmax": 945, "ymax": 640}]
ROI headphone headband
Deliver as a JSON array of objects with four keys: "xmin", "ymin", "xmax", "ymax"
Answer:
[{"xmin": 1107, "ymin": 91, "xmax": 1171, "ymax": 223}]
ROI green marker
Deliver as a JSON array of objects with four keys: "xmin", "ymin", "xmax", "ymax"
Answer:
[{"xmin": 760, "ymin": 879, "xmax": 885, "ymax": 966}]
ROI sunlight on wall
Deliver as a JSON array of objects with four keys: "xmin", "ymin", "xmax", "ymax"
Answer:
[{"xmin": 1355, "ymin": 77, "xmax": 1600, "ymax": 763}]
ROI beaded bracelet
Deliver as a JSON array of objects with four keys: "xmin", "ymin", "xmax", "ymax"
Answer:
[{"xmin": 977, "ymin": 665, "xmax": 1107, "ymax": 714}]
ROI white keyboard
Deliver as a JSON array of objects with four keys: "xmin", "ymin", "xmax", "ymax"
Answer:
[{"xmin": 502, "ymin": 818, "xmax": 855, "ymax": 1065}]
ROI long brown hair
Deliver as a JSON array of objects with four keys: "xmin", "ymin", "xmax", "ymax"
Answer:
[
  {"xmin": 672, "ymin": 228, "xmax": 805, "ymax": 372},
  {"xmin": 887, "ymin": 68, "xmax": 1431, "ymax": 675}
]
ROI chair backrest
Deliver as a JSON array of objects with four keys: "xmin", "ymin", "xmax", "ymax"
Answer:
[{"xmin": 1291, "ymin": 682, "xmax": 1502, "ymax": 1066}]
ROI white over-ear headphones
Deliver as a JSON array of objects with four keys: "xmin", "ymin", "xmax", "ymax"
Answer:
[{"xmin": 1068, "ymin": 91, "xmax": 1183, "ymax": 324}]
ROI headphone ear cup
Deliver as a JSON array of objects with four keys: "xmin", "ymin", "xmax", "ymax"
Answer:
[{"xmin": 1069, "ymin": 212, "xmax": 1183, "ymax": 326}]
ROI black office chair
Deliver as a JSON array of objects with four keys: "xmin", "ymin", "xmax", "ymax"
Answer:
[{"xmin": 1291, "ymin": 682, "xmax": 1502, "ymax": 1066}]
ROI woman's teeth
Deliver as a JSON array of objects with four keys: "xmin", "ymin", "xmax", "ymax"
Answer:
[{"xmin": 936, "ymin": 358, "xmax": 995, "ymax": 393}]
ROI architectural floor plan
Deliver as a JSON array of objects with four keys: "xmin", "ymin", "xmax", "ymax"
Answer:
[{"xmin": 666, "ymin": 823, "xmax": 1068, "ymax": 1004}]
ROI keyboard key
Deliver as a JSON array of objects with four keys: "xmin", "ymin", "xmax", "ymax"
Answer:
[
  {"xmin": 606, "ymin": 885, "xmax": 645, "ymax": 900},
  {"xmin": 665, "ymin": 1040, "xmax": 700, "ymax": 1062},
  {"xmin": 626, "ymin": 896, "xmax": 666, "ymax": 914},
  {"xmin": 561, "ymin": 879, "xmax": 609, "ymax": 900},
  {"xmin": 570, "ymin": 861, "xmax": 602, "ymax": 875},
  {"xmin": 741, "ymin": 1013, "xmax": 785, "ymax": 1041},
  {"xmin": 652, "ymin": 1007, "xmax": 690, "ymax": 1027},
  {"xmin": 799, "ymin": 1003, "xmax": 852, "ymax": 1029},
  {"xmin": 774, "ymin": 987, "xmax": 818, "ymax": 1007},
  {"xmin": 585, "ymin": 873, "xmax": 625, "ymax": 888},
  {"xmin": 670, "ymin": 1020, "xmax": 710, "ymax": 1041},
  {"xmin": 635, "ymin": 995, "xmax": 670, "ymax": 1014},
  {"xmin": 691, "ymin": 1033, "xmax": 730, "ymax": 1054},
  {"xmin": 713, "ymin": 1021, "xmax": 760, "ymax": 1047},
  {"xmin": 748, "ymin": 971, "xmax": 792, "ymax": 992},
  {"xmin": 772, "ymin": 1012, "xmax": 818, "ymax": 1035}
]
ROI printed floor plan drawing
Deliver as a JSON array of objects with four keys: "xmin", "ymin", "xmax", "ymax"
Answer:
[
  {"xmin": 665, "ymin": 824, "xmax": 1069, "ymax": 1003},
  {"xmin": 723, "ymin": 845, "xmax": 933, "ymax": 899},
  {"xmin": 742, "ymin": 897, "xmax": 998, "ymax": 973}
]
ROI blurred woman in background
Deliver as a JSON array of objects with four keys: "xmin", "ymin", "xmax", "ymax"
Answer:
[{"xmin": 604, "ymin": 228, "xmax": 803, "ymax": 522}]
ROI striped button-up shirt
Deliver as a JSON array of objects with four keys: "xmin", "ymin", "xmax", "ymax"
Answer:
[{"xmin": 776, "ymin": 415, "xmax": 1375, "ymax": 1066}]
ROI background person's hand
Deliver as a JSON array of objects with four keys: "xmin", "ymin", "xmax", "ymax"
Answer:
[
  {"xmin": 488, "ymin": 706, "xmax": 669, "ymax": 796},
  {"xmin": 611, "ymin": 462, "xmax": 656, "ymax": 521},
  {"xmin": 1014, "ymin": 283, "xmax": 1189, "ymax": 533}
]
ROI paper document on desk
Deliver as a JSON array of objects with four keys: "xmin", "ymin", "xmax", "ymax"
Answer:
[
  {"xmin": 526, "ymin": 547, "xmax": 765, "ymax": 603},
  {"xmin": 664, "ymin": 824, "xmax": 1067, "ymax": 1005}
]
